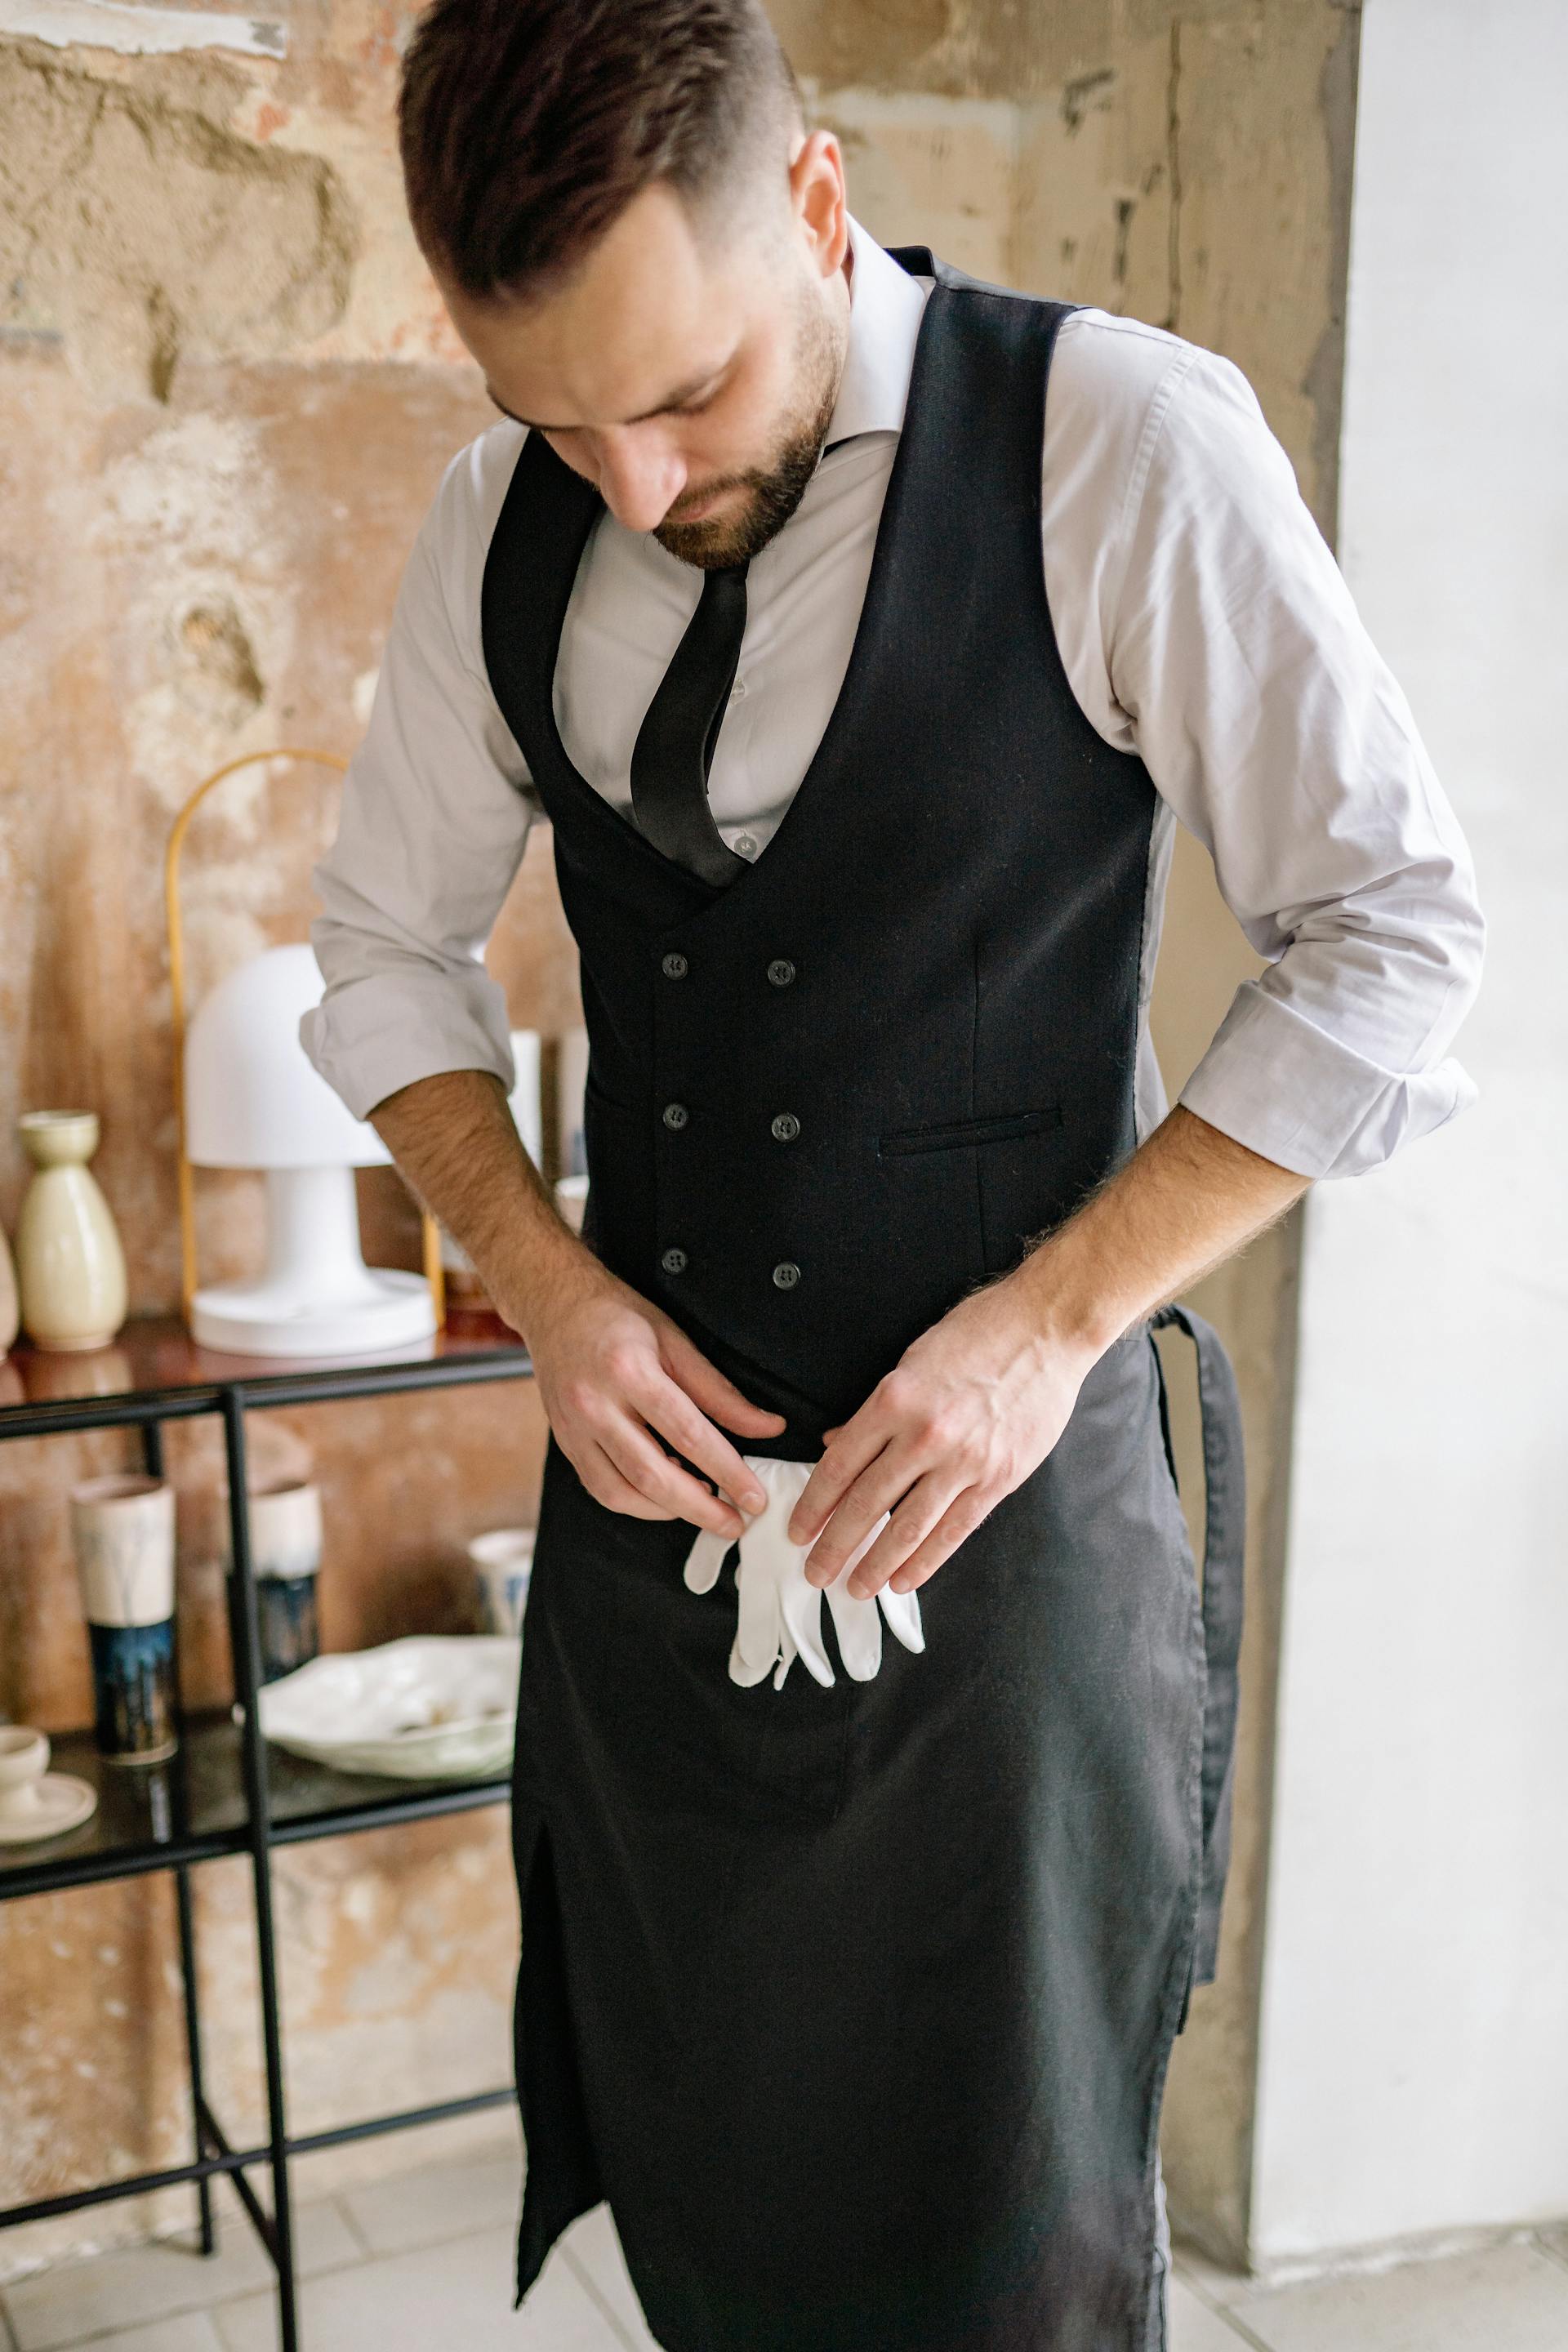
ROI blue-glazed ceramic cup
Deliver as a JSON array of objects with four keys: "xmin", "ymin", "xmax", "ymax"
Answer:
[
  {"xmin": 223, "ymin": 1479, "xmax": 323, "ymax": 1684},
  {"xmin": 86, "ymin": 1619, "xmax": 177, "ymax": 1762},
  {"xmin": 69, "ymin": 1474, "xmax": 178, "ymax": 1764},
  {"xmin": 253, "ymin": 1572, "xmax": 319, "ymax": 1685}
]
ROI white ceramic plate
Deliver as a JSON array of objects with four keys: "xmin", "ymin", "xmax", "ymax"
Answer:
[{"xmin": 257, "ymin": 1635, "xmax": 520, "ymax": 1780}]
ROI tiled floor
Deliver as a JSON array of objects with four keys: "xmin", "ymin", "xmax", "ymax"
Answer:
[{"xmin": 3, "ymin": 2143, "xmax": 1567, "ymax": 2352}]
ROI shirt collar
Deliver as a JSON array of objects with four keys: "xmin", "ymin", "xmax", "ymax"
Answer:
[{"xmin": 824, "ymin": 216, "xmax": 929, "ymax": 446}]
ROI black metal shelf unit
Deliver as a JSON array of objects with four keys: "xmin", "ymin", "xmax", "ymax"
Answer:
[{"xmin": 0, "ymin": 1316, "xmax": 535, "ymax": 2352}]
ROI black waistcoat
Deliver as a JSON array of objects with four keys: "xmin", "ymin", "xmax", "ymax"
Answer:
[
  {"xmin": 483, "ymin": 250, "xmax": 1250, "ymax": 2352},
  {"xmin": 480, "ymin": 248, "xmax": 1160, "ymax": 1447}
]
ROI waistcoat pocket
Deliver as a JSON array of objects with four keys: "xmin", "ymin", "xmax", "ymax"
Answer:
[{"xmin": 877, "ymin": 1105, "xmax": 1063, "ymax": 1157}]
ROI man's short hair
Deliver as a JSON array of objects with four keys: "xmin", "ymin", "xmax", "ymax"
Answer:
[{"xmin": 399, "ymin": 0, "xmax": 803, "ymax": 304}]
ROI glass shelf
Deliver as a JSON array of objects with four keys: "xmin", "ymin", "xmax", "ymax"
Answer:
[
  {"xmin": 0, "ymin": 1302, "xmax": 532, "ymax": 2319},
  {"xmin": 0, "ymin": 1713, "xmax": 510, "ymax": 1902}
]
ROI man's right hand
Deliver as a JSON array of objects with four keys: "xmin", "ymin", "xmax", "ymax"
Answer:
[
  {"xmin": 368, "ymin": 1068, "xmax": 783, "ymax": 1541},
  {"xmin": 523, "ymin": 1261, "xmax": 784, "ymax": 1539}
]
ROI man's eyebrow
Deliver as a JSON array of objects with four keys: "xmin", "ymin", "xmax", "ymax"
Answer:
[{"xmin": 483, "ymin": 364, "xmax": 728, "ymax": 433}]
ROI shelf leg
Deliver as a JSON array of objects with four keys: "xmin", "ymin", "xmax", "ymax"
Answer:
[
  {"xmin": 140, "ymin": 1418, "xmax": 216, "ymax": 2258},
  {"xmin": 174, "ymin": 1865, "xmax": 216, "ymax": 2256},
  {"xmin": 222, "ymin": 1392, "xmax": 299, "ymax": 2352}
]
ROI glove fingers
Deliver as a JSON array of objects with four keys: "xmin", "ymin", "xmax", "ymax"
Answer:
[
  {"xmin": 705, "ymin": 1458, "xmax": 924, "ymax": 1693},
  {"xmin": 824, "ymin": 1576, "xmax": 883, "ymax": 1680},
  {"xmin": 773, "ymin": 1620, "xmax": 798, "ymax": 1692},
  {"xmin": 730, "ymin": 1599, "xmax": 777, "ymax": 1686},
  {"xmin": 879, "ymin": 1583, "xmax": 926, "ymax": 1655},
  {"xmin": 732, "ymin": 1557, "xmax": 783, "ymax": 1686},
  {"xmin": 781, "ymin": 1567, "xmax": 836, "ymax": 1689},
  {"xmin": 684, "ymin": 1529, "xmax": 731, "ymax": 1596},
  {"xmin": 827, "ymin": 1512, "xmax": 892, "ymax": 1681}
]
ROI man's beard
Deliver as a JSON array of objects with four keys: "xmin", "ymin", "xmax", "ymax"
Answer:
[{"xmin": 654, "ymin": 292, "xmax": 844, "ymax": 571}]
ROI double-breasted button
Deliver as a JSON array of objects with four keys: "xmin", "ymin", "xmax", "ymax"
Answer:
[
  {"xmin": 767, "ymin": 958, "xmax": 796, "ymax": 988},
  {"xmin": 772, "ymin": 1261, "xmax": 801, "ymax": 1290},
  {"xmin": 770, "ymin": 1112, "xmax": 800, "ymax": 1143},
  {"xmin": 662, "ymin": 1246, "xmax": 688, "ymax": 1276},
  {"xmin": 661, "ymin": 951, "xmax": 688, "ymax": 979},
  {"xmin": 662, "ymin": 1102, "xmax": 689, "ymax": 1131}
]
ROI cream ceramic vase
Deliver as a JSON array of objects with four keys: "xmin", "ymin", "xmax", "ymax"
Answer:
[
  {"xmin": 16, "ymin": 1111, "xmax": 129, "ymax": 1352},
  {"xmin": 0, "ymin": 1227, "xmax": 17, "ymax": 1359}
]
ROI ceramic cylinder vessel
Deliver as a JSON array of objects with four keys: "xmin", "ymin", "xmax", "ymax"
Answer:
[
  {"xmin": 69, "ymin": 1473, "xmax": 178, "ymax": 1764},
  {"xmin": 467, "ymin": 1527, "xmax": 534, "ymax": 1637},
  {"xmin": 223, "ymin": 1477, "xmax": 323, "ymax": 1683},
  {"xmin": 16, "ymin": 1111, "xmax": 128, "ymax": 1352}
]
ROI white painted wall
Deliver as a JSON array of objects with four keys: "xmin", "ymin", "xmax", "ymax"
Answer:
[{"xmin": 1250, "ymin": 0, "xmax": 1568, "ymax": 2262}]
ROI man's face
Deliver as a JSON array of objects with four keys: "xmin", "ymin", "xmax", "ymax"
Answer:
[{"xmin": 440, "ymin": 157, "xmax": 850, "ymax": 569}]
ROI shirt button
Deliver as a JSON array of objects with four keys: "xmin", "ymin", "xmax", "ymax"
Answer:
[
  {"xmin": 729, "ymin": 677, "xmax": 748, "ymax": 702},
  {"xmin": 661, "ymin": 951, "xmax": 688, "ymax": 979},
  {"xmin": 771, "ymin": 1112, "xmax": 800, "ymax": 1143},
  {"xmin": 772, "ymin": 1261, "xmax": 801, "ymax": 1290},
  {"xmin": 662, "ymin": 1247, "xmax": 688, "ymax": 1276},
  {"xmin": 767, "ymin": 958, "xmax": 796, "ymax": 988},
  {"xmin": 734, "ymin": 831, "xmax": 758, "ymax": 858},
  {"xmin": 662, "ymin": 1102, "xmax": 689, "ymax": 1131}
]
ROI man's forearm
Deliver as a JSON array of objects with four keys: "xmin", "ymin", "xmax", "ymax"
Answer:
[
  {"xmin": 368, "ymin": 1068, "xmax": 593, "ymax": 1343},
  {"xmin": 1008, "ymin": 1103, "xmax": 1311, "ymax": 1356}
]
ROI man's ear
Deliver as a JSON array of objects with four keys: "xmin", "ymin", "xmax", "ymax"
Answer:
[{"xmin": 789, "ymin": 129, "xmax": 849, "ymax": 280}]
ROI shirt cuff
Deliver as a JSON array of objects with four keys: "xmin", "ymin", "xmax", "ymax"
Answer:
[
  {"xmin": 1175, "ymin": 982, "xmax": 1479, "ymax": 1181},
  {"xmin": 299, "ymin": 968, "xmax": 517, "ymax": 1123}
]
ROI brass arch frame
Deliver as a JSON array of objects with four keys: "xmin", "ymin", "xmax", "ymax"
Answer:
[{"xmin": 165, "ymin": 748, "xmax": 445, "ymax": 1334}]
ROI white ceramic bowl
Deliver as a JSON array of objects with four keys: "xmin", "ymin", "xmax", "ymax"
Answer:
[{"xmin": 256, "ymin": 1635, "xmax": 519, "ymax": 1780}]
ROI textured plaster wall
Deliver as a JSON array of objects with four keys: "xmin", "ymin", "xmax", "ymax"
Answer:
[
  {"xmin": 0, "ymin": 0, "xmax": 573, "ymax": 2274},
  {"xmin": 0, "ymin": 0, "xmax": 1354, "ymax": 2274}
]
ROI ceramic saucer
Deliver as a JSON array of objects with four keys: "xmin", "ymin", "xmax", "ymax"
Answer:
[{"xmin": 0, "ymin": 1774, "xmax": 99, "ymax": 1844}]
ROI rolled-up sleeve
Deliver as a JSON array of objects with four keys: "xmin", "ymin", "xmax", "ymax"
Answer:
[
  {"xmin": 301, "ymin": 445, "xmax": 537, "ymax": 1121},
  {"xmin": 1106, "ymin": 345, "xmax": 1486, "ymax": 1180}
]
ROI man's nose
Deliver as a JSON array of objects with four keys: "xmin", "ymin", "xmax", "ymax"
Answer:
[{"xmin": 593, "ymin": 430, "xmax": 686, "ymax": 534}]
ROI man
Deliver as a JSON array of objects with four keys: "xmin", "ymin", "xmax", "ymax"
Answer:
[{"xmin": 301, "ymin": 2, "xmax": 1485, "ymax": 2345}]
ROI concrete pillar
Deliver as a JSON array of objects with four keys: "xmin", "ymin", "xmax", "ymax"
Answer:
[{"xmin": 1248, "ymin": 0, "xmax": 1568, "ymax": 2267}]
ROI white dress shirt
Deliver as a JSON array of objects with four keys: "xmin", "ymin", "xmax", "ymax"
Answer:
[{"xmin": 303, "ymin": 216, "xmax": 1484, "ymax": 1181}]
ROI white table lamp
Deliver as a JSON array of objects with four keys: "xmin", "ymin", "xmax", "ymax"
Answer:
[{"xmin": 183, "ymin": 943, "xmax": 436, "ymax": 1356}]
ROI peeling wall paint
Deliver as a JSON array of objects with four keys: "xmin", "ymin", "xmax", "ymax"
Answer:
[
  {"xmin": 0, "ymin": 42, "xmax": 354, "ymax": 403},
  {"xmin": 0, "ymin": 2, "xmax": 287, "ymax": 60}
]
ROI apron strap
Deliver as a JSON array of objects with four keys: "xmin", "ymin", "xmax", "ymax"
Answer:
[{"xmin": 1150, "ymin": 1302, "xmax": 1247, "ymax": 2013}]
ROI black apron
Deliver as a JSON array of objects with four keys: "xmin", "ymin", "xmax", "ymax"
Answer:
[{"xmin": 482, "ymin": 248, "xmax": 1247, "ymax": 2351}]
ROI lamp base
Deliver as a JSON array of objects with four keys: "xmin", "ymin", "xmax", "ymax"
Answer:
[{"xmin": 190, "ymin": 1269, "xmax": 436, "ymax": 1359}]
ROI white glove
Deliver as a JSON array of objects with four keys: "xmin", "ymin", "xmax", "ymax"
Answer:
[{"xmin": 683, "ymin": 1455, "xmax": 925, "ymax": 1691}]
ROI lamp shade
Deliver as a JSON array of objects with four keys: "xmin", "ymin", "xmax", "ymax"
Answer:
[{"xmin": 185, "ymin": 944, "xmax": 391, "ymax": 1172}]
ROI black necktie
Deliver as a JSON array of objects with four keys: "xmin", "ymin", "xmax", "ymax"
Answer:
[{"xmin": 630, "ymin": 561, "xmax": 751, "ymax": 887}]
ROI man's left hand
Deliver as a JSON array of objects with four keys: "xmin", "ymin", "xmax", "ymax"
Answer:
[
  {"xmin": 785, "ymin": 1105, "xmax": 1311, "ymax": 1600},
  {"xmin": 785, "ymin": 1272, "xmax": 1100, "ymax": 1600}
]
